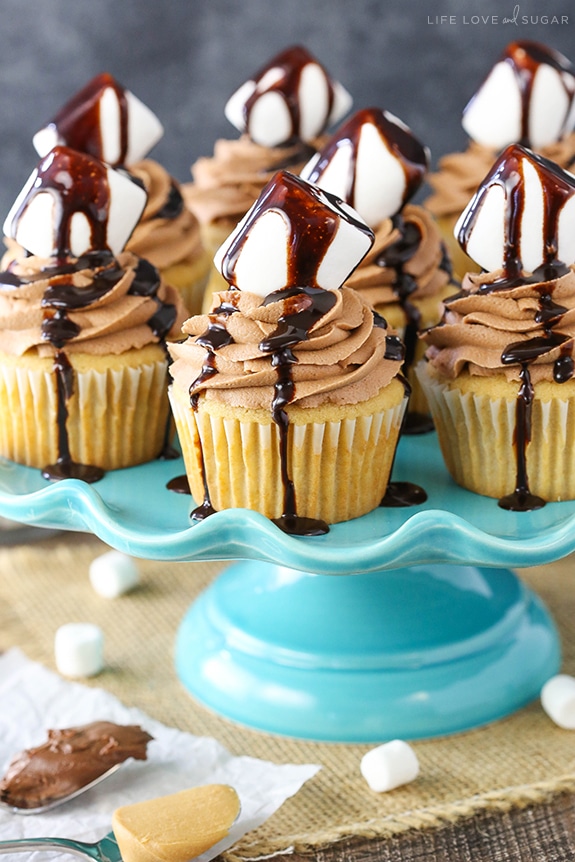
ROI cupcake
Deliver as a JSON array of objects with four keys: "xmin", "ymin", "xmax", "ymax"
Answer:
[
  {"xmin": 301, "ymin": 107, "xmax": 458, "ymax": 430},
  {"xmin": 418, "ymin": 144, "xmax": 575, "ymax": 510},
  {"xmin": 0, "ymin": 146, "xmax": 187, "ymax": 480},
  {"xmin": 425, "ymin": 41, "xmax": 575, "ymax": 281},
  {"xmin": 168, "ymin": 170, "xmax": 409, "ymax": 533},
  {"xmin": 183, "ymin": 45, "xmax": 352, "ymax": 297},
  {"xmin": 31, "ymin": 72, "xmax": 211, "ymax": 315}
]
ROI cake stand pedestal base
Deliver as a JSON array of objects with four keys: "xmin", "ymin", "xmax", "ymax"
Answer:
[{"xmin": 175, "ymin": 560, "xmax": 560, "ymax": 742}]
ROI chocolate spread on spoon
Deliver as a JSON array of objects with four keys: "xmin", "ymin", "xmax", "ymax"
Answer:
[{"xmin": 0, "ymin": 721, "xmax": 153, "ymax": 810}]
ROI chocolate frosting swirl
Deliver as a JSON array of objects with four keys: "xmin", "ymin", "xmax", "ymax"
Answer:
[
  {"xmin": 126, "ymin": 160, "xmax": 205, "ymax": 270},
  {"xmin": 345, "ymin": 204, "xmax": 452, "ymax": 307},
  {"xmin": 423, "ymin": 266, "xmax": 575, "ymax": 385},
  {"xmin": 426, "ymin": 135, "xmax": 575, "ymax": 219},
  {"xmin": 183, "ymin": 135, "xmax": 320, "ymax": 226},
  {"xmin": 168, "ymin": 286, "xmax": 403, "ymax": 410},
  {"xmin": 0, "ymin": 250, "xmax": 187, "ymax": 358}
]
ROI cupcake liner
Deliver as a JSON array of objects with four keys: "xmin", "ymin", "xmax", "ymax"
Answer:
[
  {"xmin": 382, "ymin": 289, "xmax": 453, "ymax": 419},
  {"xmin": 417, "ymin": 361, "xmax": 575, "ymax": 501},
  {"xmin": 0, "ymin": 353, "xmax": 170, "ymax": 471},
  {"xmin": 169, "ymin": 384, "xmax": 406, "ymax": 523}
]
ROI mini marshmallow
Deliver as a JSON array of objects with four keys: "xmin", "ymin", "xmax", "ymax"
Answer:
[
  {"xmin": 462, "ymin": 41, "xmax": 575, "ymax": 150},
  {"xmin": 455, "ymin": 144, "xmax": 575, "ymax": 273},
  {"xmin": 3, "ymin": 146, "xmax": 147, "ymax": 259},
  {"xmin": 224, "ymin": 45, "xmax": 352, "ymax": 147},
  {"xmin": 541, "ymin": 674, "xmax": 575, "ymax": 729},
  {"xmin": 214, "ymin": 170, "xmax": 374, "ymax": 295},
  {"xmin": 360, "ymin": 740, "xmax": 420, "ymax": 793},
  {"xmin": 89, "ymin": 550, "xmax": 140, "ymax": 599},
  {"xmin": 33, "ymin": 72, "xmax": 164, "ymax": 167},
  {"xmin": 54, "ymin": 622, "xmax": 104, "ymax": 678},
  {"xmin": 301, "ymin": 107, "xmax": 429, "ymax": 228}
]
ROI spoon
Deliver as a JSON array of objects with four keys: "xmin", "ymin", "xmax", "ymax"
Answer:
[
  {"xmin": 0, "ymin": 830, "xmax": 121, "ymax": 862},
  {"xmin": 0, "ymin": 763, "xmax": 123, "ymax": 815}
]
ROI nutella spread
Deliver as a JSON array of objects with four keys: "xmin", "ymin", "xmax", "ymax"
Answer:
[{"xmin": 0, "ymin": 721, "xmax": 153, "ymax": 810}]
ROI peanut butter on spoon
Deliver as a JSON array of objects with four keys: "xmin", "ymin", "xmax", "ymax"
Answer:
[{"xmin": 112, "ymin": 784, "xmax": 241, "ymax": 862}]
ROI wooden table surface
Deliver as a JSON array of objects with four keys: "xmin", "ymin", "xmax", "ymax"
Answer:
[{"xmin": 254, "ymin": 791, "xmax": 575, "ymax": 861}]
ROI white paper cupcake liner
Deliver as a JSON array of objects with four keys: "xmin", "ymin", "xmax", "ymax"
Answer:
[
  {"xmin": 169, "ymin": 384, "xmax": 406, "ymax": 523},
  {"xmin": 417, "ymin": 361, "xmax": 575, "ymax": 501},
  {"xmin": 0, "ymin": 355, "xmax": 170, "ymax": 471}
]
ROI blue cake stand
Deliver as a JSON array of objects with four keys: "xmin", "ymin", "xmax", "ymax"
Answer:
[{"xmin": 0, "ymin": 432, "xmax": 570, "ymax": 742}]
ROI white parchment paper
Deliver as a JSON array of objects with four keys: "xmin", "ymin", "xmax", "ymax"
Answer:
[{"xmin": 0, "ymin": 649, "xmax": 320, "ymax": 862}]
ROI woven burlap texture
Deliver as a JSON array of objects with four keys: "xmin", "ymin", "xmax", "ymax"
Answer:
[{"xmin": 1, "ymin": 532, "xmax": 574, "ymax": 860}]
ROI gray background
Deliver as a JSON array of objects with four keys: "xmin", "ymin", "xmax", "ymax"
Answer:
[{"xmin": 0, "ymin": 0, "xmax": 573, "ymax": 218}]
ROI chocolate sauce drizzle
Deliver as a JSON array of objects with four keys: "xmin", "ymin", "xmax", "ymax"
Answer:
[
  {"xmin": 220, "ymin": 171, "xmax": 374, "ymax": 290},
  {"xmin": 457, "ymin": 144, "xmax": 575, "ymax": 510},
  {"xmin": 152, "ymin": 182, "xmax": 185, "ymax": 220},
  {"xmin": 259, "ymin": 287, "xmax": 336, "ymax": 536},
  {"xmin": 377, "ymin": 215, "xmax": 428, "ymax": 433},
  {"xmin": 187, "ymin": 287, "xmax": 336, "ymax": 534},
  {"xmin": 243, "ymin": 46, "xmax": 336, "ymax": 146},
  {"xmin": 46, "ymin": 73, "xmax": 129, "ymax": 166},
  {"xmin": 502, "ymin": 42, "xmax": 575, "ymax": 148},
  {"xmin": 187, "ymin": 294, "xmax": 240, "ymax": 519},
  {"xmin": 14, "ymin": 148, "xmax": 114, "ymax": 260},
  {"xmin": 305, "ymin": 107, "xmax": 428, "ymax": 214}
]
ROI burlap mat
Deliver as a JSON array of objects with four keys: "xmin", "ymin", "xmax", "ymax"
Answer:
[{"xmin": 1, "ymin": 531, "xmax": 574, "ymax": 859}]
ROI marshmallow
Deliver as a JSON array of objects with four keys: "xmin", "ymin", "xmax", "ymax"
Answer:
[
  {"xmin": 462, "ymin": 41, "xmax": 575, "ymax": 150},
  {"xmin": 455, "ymin": 144, "xmax": 575, "ymax": 273},
  {"xmin": 360, "ymin": 740, "xmax": 420, "ymax": 793},
  {"xmin": 89, "ymin": 550, "xmax": 140, "ymax": 598},
  {"xmin": 54, "ymin": 622, "xmax": 104, "ymax": 677},
  {"xmin": 3, "ymin": 146, "xmax": 148, "ymax": 259},
  {"xmin": 214, "ymin": 170, "xmax": 374, "ymax": 295},
  {"xmin": 541, "ymin": 674, "xmax": 575, "ymax": 729},
  {"xmin": 224, "ymin": 45, "xmax": 352, "ymax": 147},
  {"xmin": 33, "ymin": 72, "xmax": 164, "ymax": 167},
  {"xmin": 301, "ymin": 107, "xmax": 429, "ymax": 227}
]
